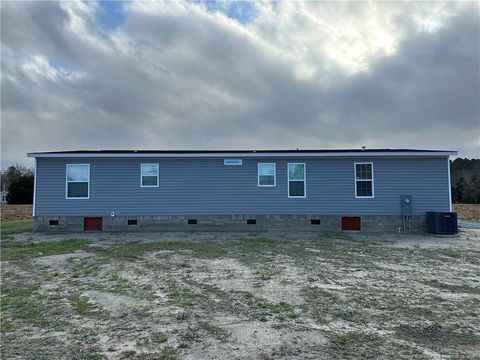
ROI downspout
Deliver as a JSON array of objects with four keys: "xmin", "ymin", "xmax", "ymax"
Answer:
[
  {"xmin": 33, "ymin": 157, "xmax": 37, "ymax": 217},
  {"xmin": 447, "ymin": 156, "xmax": 452, "ymax": 212}
]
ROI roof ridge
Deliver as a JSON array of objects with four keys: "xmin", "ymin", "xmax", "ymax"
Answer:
[{"xmin": 28, "ymin": 148, "xmax": 454, "ymax": 154}]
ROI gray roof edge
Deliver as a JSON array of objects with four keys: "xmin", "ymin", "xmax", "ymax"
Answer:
[{"xmin": 27, "ymin": 149, "xmax": 458, "ymax": 158}]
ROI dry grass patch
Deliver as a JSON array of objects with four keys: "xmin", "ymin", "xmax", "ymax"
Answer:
[
  {"xmin": 2, "ymin": 230, "xmax": 480, "ymax": 359},
  {"xmin": 454, "ymin": 204, "xmax": 480, "ymax": 221}
]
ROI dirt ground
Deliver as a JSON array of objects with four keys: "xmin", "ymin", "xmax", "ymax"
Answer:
[
  {"xmin": 1, "ymin": 205, "xmax": 33, "ymax": 221},
  {"xmin": 454, "ymin": 204, "xmax": 480, "ymax": 221},
  {"xmin": 1, "ymin": 229, "xmax": 479, "ymax": 359}
]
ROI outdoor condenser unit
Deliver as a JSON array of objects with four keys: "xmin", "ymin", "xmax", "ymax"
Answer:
[{"xmin": 426, "ymin": 212, "xmax": 458, "ymax": 235}]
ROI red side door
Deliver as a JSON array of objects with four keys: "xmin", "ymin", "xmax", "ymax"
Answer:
[
  {"xmin": 342, "ymin": 217, "xmax": 361, "ymax": 231},
  {"xmin": 84, "ymin": 217, "xmax": 103, "ymax": 232}
]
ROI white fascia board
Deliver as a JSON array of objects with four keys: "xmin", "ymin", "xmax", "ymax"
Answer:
[{"xmin": 27, "ymin": 151, "xmax": 458, "ymax": 159}]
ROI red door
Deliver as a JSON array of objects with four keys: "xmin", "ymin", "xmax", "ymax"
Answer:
[
  {"xmin": 84, "ymin": 217, "xmax": 103, "ymax": 232},
  {"xmin": 342, "ymin": 217, "xmax": 361, "ymax": 231}
]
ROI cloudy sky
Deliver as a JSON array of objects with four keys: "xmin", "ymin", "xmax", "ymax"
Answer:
[{"xmin": 1, "ymin": 1, "xmax": 479, "ymax": 167}]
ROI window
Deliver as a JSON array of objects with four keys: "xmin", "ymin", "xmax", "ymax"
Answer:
[
  {"xmin": 127, "ymin": 219, "xmax": 137, "ymax": 225},
  {"xmin": 66, "ymin": 164, "xmax": 89, "ymax": 199},
  {"xmin": 355, "ymin": 163, "xmax": 374, "ymax": 198},
  {"xmin": 258, "ymin": 163, "xmax": 276, "ymax": 186},
  {"xmin": 288, "ymin": 163, "xmax": 306, "ymax": 198},
  {"xmin": 141, "ymin": 164, "xmax": 159, "ymax": 187},
  {"xmin": 224, "ymin": 159, "xmax": 242, "ymax": 166}
]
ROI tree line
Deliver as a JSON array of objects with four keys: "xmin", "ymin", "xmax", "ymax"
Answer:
[
  {"xmin": 450, "ymin": 158, "xmax": 480, "ymax": 204},
  {"xmin": 0, "ymin": 159, "xmax": 479, "ymax": 205},
  {"xmin": 0, "ymin": 165, "xmax": 34, "ymax": 204}
]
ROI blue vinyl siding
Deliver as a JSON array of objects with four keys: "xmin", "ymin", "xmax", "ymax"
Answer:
[{"xmin": 34, "ymin": 157, "xmax": 450, "ymax": 216}]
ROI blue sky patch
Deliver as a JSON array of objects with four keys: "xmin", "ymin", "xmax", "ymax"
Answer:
[
  {"xmin": 96, "ymin": 1, "xmax": 126, "ymax": 31},
  {"xmin": 49, "ymin": 58, "xmax": 76, "ymax": 72},
  {"xmin": 202, "ymin": 1, "xmax": 257, "ymax": 24}
]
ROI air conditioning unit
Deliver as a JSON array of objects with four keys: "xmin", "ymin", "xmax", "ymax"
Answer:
[{"xmin": 426, "ymin": 212, "xmax": 458, "ymax": 235}]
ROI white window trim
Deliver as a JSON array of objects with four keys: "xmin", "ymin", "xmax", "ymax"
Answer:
[
  {"xmin": 354, "ymin": 162, "xmax": 374, "ymax": 199},
  {"xmin": 141, "ymin": 163, "xmax": 159, "ymax": 188},
  {"xmin": 258, "ymin": 163, "xmax": 276, "ymax": 187},
  {"xmin": 65, "ymin": 164, "xmax": 90, "ymax": 199},
  {"xmin": 287, "ymin": 163, "xmax": 306, "ymax": 198}
]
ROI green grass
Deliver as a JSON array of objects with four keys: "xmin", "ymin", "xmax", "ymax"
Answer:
[
  {"xmin": 158, "ymin": 347, "xmax": 178, "ymax": 360},
  {"xmin": 0, "ymin": 284, "xmax": 63, "ymax": 328},
  {"xmin": 167, "ymin": 283, "xmax": 200, "ymax": 308},
  {"xmin": 395, "ymin": 323, "xmax": 480, "ymax": 349},
  {"xmin": 329, "ymin": 331, "xmax": 384, "ymax": 359},
  {"xmin": 179, "ymin": 327, "xmax": 201, "ymax": 348},
  {"xmin": 240, "ymin": 292, "xmax": 298, "ymax": 321},
  {"xmin": 177, "ymin": 322, "xmax": 230, "ymax": 349},
  {"xmin": 105, "ymin": 236, "xmax": 286, "ymax": 261},
  {"xmin": 421, "ymin": 280, "xmax": 480, "ymax": 295},
  {"xmin": 70, "ymin": 257, "xmax": 105, "ymax": 278},
  {"xmin": 106, "ymin": 240, "xmax": 225, "ymax": 259},
  {"xmin": 198, "ymin": 322, "xmax": 231, "ymax": 342},
  {"xmin": 105, "ymin": 272, "xmax": 156, "ymax": 300},
  {"xmin": 331, "ymin": 306, "xmax": 368, "ymax": 324},
  {"xmin": 154, "ymin": 332, "xmax": 169, "ymax": 343},
  {"xmin": 1, "ymin": 219, "xmax": 33, "ymax": 235},
  {"xmin": 1, "ymin": 239, "xmax": 90, "ymax": 261},
  {"xmin": 70, "ymin": 294, "xmax": 95, "ymax": 315},
  {"xmin": 301, "ymin": 286, "xmax": 339, "ymax": 302},
  {"xmin": 69, "ymin": 294, "xmax": 106, "ymax": 318},
  {"xmin": 331, "ymin": 331, "xmax": 382, "ymax": 346}
]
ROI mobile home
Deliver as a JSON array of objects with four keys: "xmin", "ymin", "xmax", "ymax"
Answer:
[{"xmin": 27, "ymin": 149, "xmax": 456, "ymax": 232}]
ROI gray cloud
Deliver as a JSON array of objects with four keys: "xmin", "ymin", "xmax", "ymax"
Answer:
[{"xmin": 1, "ymin": 1, "xmax": 479, "ymax": 168}]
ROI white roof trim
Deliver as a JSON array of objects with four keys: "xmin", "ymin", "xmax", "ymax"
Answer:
[{"xmin": 27, "ymin": 151, "xmax": 457, "ymax": 159}]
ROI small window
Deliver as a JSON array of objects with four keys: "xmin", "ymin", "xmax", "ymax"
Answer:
[
  {"xmin": 127, "ymin": 219, "xmax": 137, "ymax": 225},
  {"xmin": 141, "ymin": 164, "xmax": 159, "ymax": 187},
  {"xmin": 288, "ymin": 163, "xmax": 306, "ymax": 198},
  {"xmin": 188, "ymin": 219, "xmax": 197, "ymax": 225},
  {"xmin": 247, "ymin": 219, "xmax": 256, "ymax": 224},
  {"xmin": 49, "ymin": 220, "xmax": 59, "ymax": 226},
  {"xmin": 258, "ymin": 163, "xmax": 276, "ymax": 187},
  {"xmin": 66, "ymin": 164, "xmax": 90, "ymax": 199},
  {"xmin": 311, "ymin": 219, "xmax": 321, "ymax": 225},
  {"xmin": 224, "ymin": 159, "xmax": 242, "ymax": 166},
  {"xmin": 355, "ymin": 163, "xmax": 374, "ymax": 198}
]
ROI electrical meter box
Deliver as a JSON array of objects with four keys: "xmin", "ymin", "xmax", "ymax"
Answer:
[{"xmin": 400, "ymin": 195, "xmax": 413, "ymax": 216}]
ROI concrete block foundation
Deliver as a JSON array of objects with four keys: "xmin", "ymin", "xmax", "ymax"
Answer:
[{"xmin": 34, "ymin": 214, "xmax": 426, "ymax": 233}]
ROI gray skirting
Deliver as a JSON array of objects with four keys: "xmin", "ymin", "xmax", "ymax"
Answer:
[{"xmin": 33, "ymin": 214, "xmax": 426, "ymax": 233}]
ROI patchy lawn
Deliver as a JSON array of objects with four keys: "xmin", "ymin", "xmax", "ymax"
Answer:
[
  {"xmin": 1, "ymin": 230, "xmax": 479, "ymax": 359},
  {"xmin": 0, "ymin": 219, "xmax": 33, "ymax": 235}
]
